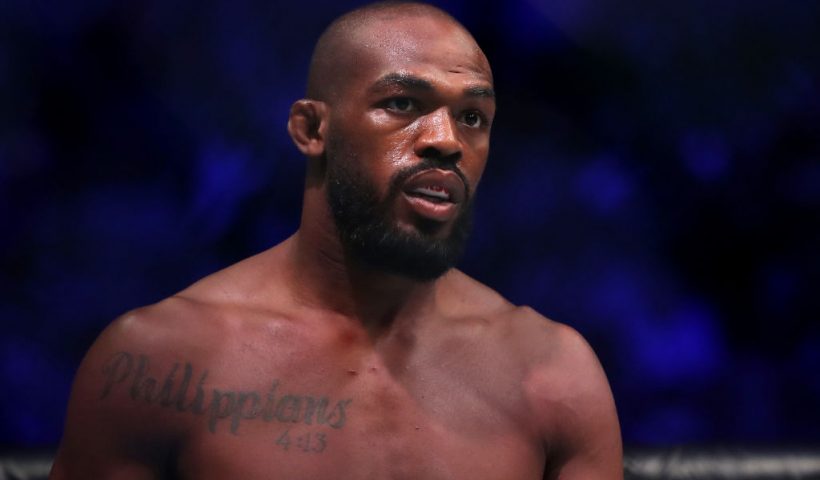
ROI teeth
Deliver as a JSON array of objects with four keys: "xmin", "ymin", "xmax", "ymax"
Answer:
[{"xmin": 412, "ymin": 186, "xmax": 450, "ymax": 201}]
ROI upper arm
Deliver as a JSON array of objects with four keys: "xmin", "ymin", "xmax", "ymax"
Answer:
[
  {"xmin": 521, "ymin": 320, "xmax": 623, "ymax": 480},
  {"xmin": 50, "ymin": 311, "xmax": 181, "ymax": 480}
]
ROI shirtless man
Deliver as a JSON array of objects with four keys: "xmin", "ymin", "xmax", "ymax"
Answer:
[{"xmin": 50, "ymin": 2, "xmax": 622, "ymax": 479}]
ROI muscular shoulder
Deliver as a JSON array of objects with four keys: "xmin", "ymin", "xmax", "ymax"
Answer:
[
  {"xmin": 441, "ymin": 271, "xmax": 621, "ymax": 472},
  {"xmin": 436, "ymin": 269, "xmax": 517, "ymax": 318},
  {"xmin": 88, "ymin": 290, "xmax": 311, "ymax": 388},
  {"xmin": 67, "ymin": 243, "xmax": 301, "ymax": 415},
  {"xmin": 437, "ymin": 270, "xmax": 564, "ymax": 344},
  {"xmin": 97, "ymin": 241, "xmax": 300, "ymax": 361},
  {"xmin": 67, "ymin": 296, "xmax": 231, "ymax": 415},
  {"xmin": 434, "ymin": 271, "xmax": 595, "ymax": 400},
  {"xmin": 506, "ymin": 309, "xmax": 623, "ymax": 477},
  {"xmin": 51, "ymin": 298, "xmax": 208, "ymax": 477},
  {"xmin": 440, "ymin": 269, "xmax": 596, "ymax": 361}
]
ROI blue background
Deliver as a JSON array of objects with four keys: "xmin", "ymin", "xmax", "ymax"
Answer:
[{"xmin": 1, "ymin": 0, "xmax": 818, "ymax": 447}]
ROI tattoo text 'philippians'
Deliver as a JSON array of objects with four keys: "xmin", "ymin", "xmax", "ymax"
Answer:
[{"xmin": 99, "ymin": 352, "xmax": 353, "ymax": 435}]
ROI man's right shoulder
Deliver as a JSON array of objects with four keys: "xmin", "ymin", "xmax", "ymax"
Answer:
[
  {"xmin": 95, "ymin": 240, "xmax": 298, "ymax": 360},
  {"xmin": 63, "ymin": 289, "xmax": 301, "ymax": 432},
  {"xmin": 94, "ymin": 295, "xmax": 226, "ymax": 357},
  {"xmin": 52, "ymin": 293, "xmax": 255, "ymax": 478},
  {"xmin": 92, "ymin": 282, "xmax": 301, "ymax": 364}
]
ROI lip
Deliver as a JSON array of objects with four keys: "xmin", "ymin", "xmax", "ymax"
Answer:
[{"xmin": 401, "ymin": 169, "xmax": 466, "ymax": 222}]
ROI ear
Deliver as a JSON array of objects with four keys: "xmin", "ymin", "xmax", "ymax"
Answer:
[{"xmin": 287, "ymin": 99, "xmax": 329, "ymax": 158}]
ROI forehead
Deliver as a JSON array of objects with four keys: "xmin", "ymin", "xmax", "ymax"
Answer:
[{"xmin": 344, "ymin": 14, "xmax": 492, "ymax": 89}]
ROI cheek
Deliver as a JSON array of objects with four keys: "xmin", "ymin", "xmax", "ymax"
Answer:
[
  {"xmin": 357, "ymin": 130, "xmax": 416, "ymax": 180},
  {"xmin": 326, "ymin": 139, "xmax": 397, "ymax": 199},
  {"xmin": 384, "ymin": 139, "xmax": 413, "ymax": 170},
  {"xmin": 366, "ymin": 113, "xmax": 418, "ymax": 169},
  {"xmin": 341, "ymin": 111, "xmax": 413, "ymax": 161}
]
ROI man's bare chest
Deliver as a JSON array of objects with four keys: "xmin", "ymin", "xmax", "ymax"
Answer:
[
  {"xmin": 98, "ymin": 343, "xmax": 544, "ymax": 479},
  {"xmin": 169, "ymin": 368, "xmax": 543, "ymax": 480}
]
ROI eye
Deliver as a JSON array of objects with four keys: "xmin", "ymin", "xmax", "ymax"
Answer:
[
  {"xmin": 385, "ymin": 97, "xmax": 417, "ymax": 113},
  {"xmin": 460, "ymin": 110, "xmax": 485, "ymax": 128}
]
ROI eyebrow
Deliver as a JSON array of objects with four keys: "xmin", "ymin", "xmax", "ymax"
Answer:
[
  {"xmin": 464, "ymin": 85, "xmax": 495, "ymax": 99},
  {"xmin": 369, "ymin": 72, "xmax": 495, "ymax": 99}
]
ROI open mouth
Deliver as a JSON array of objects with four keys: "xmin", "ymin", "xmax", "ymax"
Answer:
[
  {"xmin": 400, "ymin": 169, "xmax": 466, "ymax": 222},
  {"xmin": 406, "ymin": 185, "xmax": 452, "ymax": 203},
  {"xmin": 401, "ymin": 169, "xmax": 465, "ymax": 204}
]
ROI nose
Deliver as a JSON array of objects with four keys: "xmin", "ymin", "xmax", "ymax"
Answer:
[{"xmin": 414, "ymin": 107, "xmax": 462, "ymax": 163}]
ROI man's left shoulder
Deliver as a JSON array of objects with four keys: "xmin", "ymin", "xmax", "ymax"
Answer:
[
  {"xmin": 437, "ymin": 269, "xmax": 518, "ymax": 317},
  {"xmin": 510, "ymin": 306, "xmax": 623, "ymax": 474},
  {"xmin": 441, "ymin": 272, "xmax": 623, "ymax": 477},
  {"xmin": 440, "ymin": 270, "xmax": 584, "ymax": 349},
  {"xmin": 500, "ymin": 302, "xmax": 623, "ymax": 477},
  {"xmin": 444, "ymin": 269, "xmax": 612, "ymax": 402},
  {"xmin": 506, "ymin": 305, "xmax": 599, "ymax": 367}
]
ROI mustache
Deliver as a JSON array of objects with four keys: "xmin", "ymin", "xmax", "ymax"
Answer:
[{"xmin": 387, "ymin": 159, "xmax": 470, "ymax": 201}]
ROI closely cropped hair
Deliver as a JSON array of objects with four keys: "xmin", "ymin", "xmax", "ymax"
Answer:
[{"xmin": 306, "ymin": 1, "xmax": 463, "ymax": 100}]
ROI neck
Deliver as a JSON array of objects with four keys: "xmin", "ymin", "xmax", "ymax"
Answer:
[{"xmin": 285, "ymin": 188, "xmax": 439, "ymax": 336}]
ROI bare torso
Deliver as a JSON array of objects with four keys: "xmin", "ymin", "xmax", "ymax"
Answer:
[
  {"xmin": 51, "ymin": 239, "xmax": 621, "ymax": 479},
  {"xmin": 153, "ymin": 298, "xmax": 543, "ymax": 479}
]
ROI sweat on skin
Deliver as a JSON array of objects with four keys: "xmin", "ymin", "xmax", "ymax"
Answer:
[{"xmin": 99, "ymin": 351, "xmax": 353, "ymax": 434}]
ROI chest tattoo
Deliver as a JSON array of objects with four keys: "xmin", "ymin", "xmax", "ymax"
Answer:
[{"xmin": 99, "ymin": 351, "xmax": 353, "ymax": 436}]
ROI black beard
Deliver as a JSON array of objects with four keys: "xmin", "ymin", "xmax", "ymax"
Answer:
[{"xmin": 325, "ymin": 156, "xmax": 474, "ymax": 281}]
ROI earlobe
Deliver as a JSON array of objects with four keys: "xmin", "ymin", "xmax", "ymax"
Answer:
[{"xmin": 287, "ymin": 100, "xmax": 328, "ymax": 157}]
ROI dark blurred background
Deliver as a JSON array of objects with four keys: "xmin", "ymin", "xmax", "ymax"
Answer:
[{"xmin": 1, "ymin": 0, "xmax": 818, "ymax": 448}]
